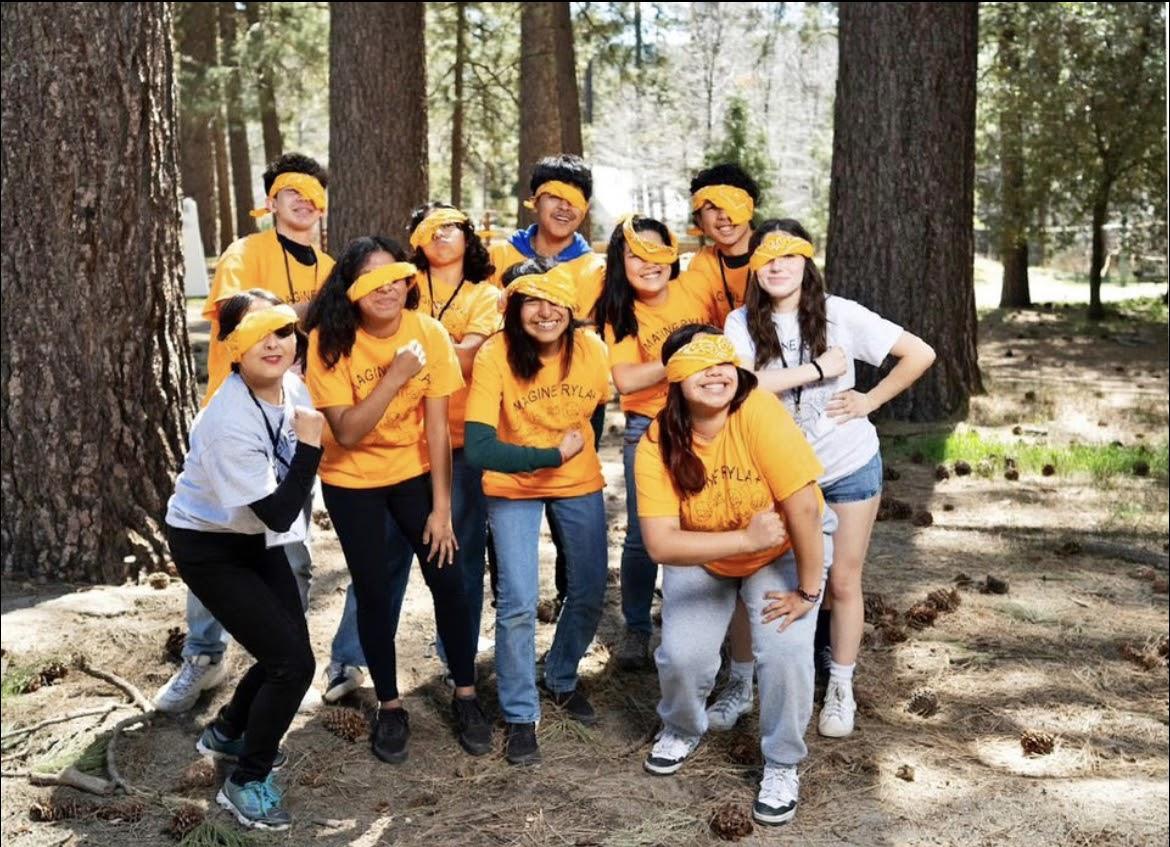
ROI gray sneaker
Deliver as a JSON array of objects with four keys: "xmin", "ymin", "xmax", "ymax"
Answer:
[
  {"xmin": 615, "ymin": 629, "xmax": 651, "ymax": 671},
  {"xmin": 705, "ymin": 674, "xmax": 753, "ymax": 731},
  {"xmin": 154, "ymin": 654, "xmax": 228, "ymax": 714},
  {"xmin": 217, "ymin": 773, "xmax": 291, "ymax": 831}
]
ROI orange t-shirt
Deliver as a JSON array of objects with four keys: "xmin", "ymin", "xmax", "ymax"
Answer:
[
  {"xmin": 635, "ymin": 390, "xmax": 824, "ymax": 578},
  {"xmin": 306, "ymin": 310, "xmax": 464, "ymax": 489},
  {"xmin": 413, "ymin": 271, "xmax": 502, "ymax": 448},
  {"xmin": 202, "ymin": 228, "xmax": 334, "ymax": 405},
  {"xmin": 604, "ymin": 277, "xmax": 720, "ymax": 419},
  {"xmin": 678, "ymin": 246, "xmax": 751, "ymax": 326},
  {"xmin": 489, "ymin": 241, "xmax": 606, "ymax": 320},
  {"xmin": 465, "ymin": 329, "xmax": 612, "ymax": 499}
]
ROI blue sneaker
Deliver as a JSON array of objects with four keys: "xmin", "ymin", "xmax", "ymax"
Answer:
[
  {"xmin": 216, "ymin": 773, "xmax": 290, "ymax": 831},
  {"xmin": 196, "ymin": 726, "xmax": 287, "ymax": 769}
]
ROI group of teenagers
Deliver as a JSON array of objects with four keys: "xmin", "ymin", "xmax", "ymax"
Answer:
[{"xmin": 162, "ymin": 150, "xmax": 935, "ymax": 831}]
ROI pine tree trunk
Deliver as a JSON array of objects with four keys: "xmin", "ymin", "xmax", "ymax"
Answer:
[
  {"xmin": 450, "ymin": 0, "xmax": 467, "ymax": 209},
  {"xmin": 826, "ymin": 2, "xmax": 982, "ymax": 421},
  {"xmin": 212, "ymin": 112, "xmax": 234, "ymax": 251},
  {"xmin": 244, "ymin": 1, "xmax": 283, "ymax": 164},
  {"xmin": 518, "ymin": 2, "xmax": 569, "ymax": 223},
  {"xmin": 1, "ymin": 2, "xmax": 197, "ymax": 582},
  {"xmin": 177, "ymin": 1, "xmax": 217, "ymax": 257},
  {"xmin": 997, "ymin": 13, "xmax": 1030, "ymax": 308},
  {"xmin": 221, "ymin": 2, "xmax": 255, "ymax": 239},
  {"xmin": 329, "ymin": 3, "xmax": 427, "ymax": 250}
]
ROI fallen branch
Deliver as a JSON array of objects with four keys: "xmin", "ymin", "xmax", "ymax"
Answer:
[
  {"xmin": 75, "ymin": 663, "xmax": 153, "ymax": 713},
  {"xmin": 1, "ymin": 704, "xmax": 122, "ymax": 742},
  {"xmin": 1080, "ymin": 540, "xmax": 1169, "ymax": 571},
  {"xmin": 30, "ymin": 766, "xmax": 114, "ymax": 796},
  {"xmin": 105, "ymin": 713, "xmax": 152, "ymax": 795}
]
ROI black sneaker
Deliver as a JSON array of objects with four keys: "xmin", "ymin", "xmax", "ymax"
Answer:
[
  {"xmin": 540, "ymin": 681, "xmax": 599, "ymax": 726},
  {"xmin": 452, "ymin": 696, "xmax": 492, "ymax": 756},
  {"xmin": 371, "ymin": 707, "xmax": 410, "ymax": 764},
  {"xmin": 504, "ymin": 722, "xmax": 541, "ymax": 766}
]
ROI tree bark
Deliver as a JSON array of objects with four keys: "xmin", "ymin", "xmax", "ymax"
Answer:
[
  {"xmin": 827, "ymin": 3, "xmax": 982, "ymax": 421},
  {"xmin": 554, "ymin": 2, "xmax": 583, "ymax": 158},
  {"xmin": 176, "ymin": 1, "xmax": 217, "ymax": 257},
  {"xmin": 221, "ymin": 2, "xmax": 255, "ymax": 239},
  {"xmin": 450, "ymin": 0, "xmax": 467, "ymax": 209},
  {"xmin": 329, "ymin": 3, "xmax": 427, "ymax": 250},
  {"xmin": 212, "ymin": 111, "xmax": 234, "ymax": 251},
  {"xmin": 1088, "ymin": 191, "xmax": 1110, "ymax": 320},
  {"xmin": 1, "ymin": 2, "xmax": 196, "ymax": 582},
  {"xmin": 997, "ymin": 12, "xmax": 1030, "ymax": 308},
  {"xmin": 518, "ymin": 3, "xmax": 565, "ymax": 223},
  {"xmin": 244, "ymin": 1, "xmax": 283, "ymax": 164}
]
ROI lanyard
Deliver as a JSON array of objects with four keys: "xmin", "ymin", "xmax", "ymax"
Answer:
[
  {"xmin": 280, "ymin": 243, "xmax": 319, "ymax": 305},
  {"xmin": 425, "ymin": 268, "xmax": 468, "ymax": 326},
  {"xmin": 246, "ymin": 386, "xmax": 291, "ymax": 473},
  {"xmin": 716, "ymin": 253, "xmax": 736, "ymax": 310},
  {"xmin": 775, "ymin": 337, "xmax": 806, "ymax": 413}
]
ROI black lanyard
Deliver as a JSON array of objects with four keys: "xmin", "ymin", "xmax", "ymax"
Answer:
[
  {"xmin": 425, "ymin": 268, "xmax": 468, "ymax": 325},
  {"xmin": 246, "ymin": 386, "xmax": 291, "ymax": 473},
  {"xmin": 716, "ymin": 253, "xmax": 736, "ymax": 310},
  {"xmin": 280, "ymin": 243, "xmax": 319, "ymax": 305},
  {"xmin": 775, "ymin": 336, "xmax": 806, "ymax": 414}
]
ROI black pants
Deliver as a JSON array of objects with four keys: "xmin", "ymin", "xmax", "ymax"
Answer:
[
  {"xmin": 168, "ymin": 525, "xmax": 314, "ymax": 784},
  {"xmin": 322, "ymin": 474, "xmax": 475, "ymax": 702}
]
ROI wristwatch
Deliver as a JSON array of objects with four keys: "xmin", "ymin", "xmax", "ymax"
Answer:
[{"xmin": 796, "ymin": 587, "xmax": 822, "ymax": 604}]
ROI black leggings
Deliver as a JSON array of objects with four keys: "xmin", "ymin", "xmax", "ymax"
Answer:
[
  {"xmin": 168, "ymin": 526, "xmax": 314, "ymax": 784},
  {"xmin": 323, "ymin": 474, "xmax": 475, "ymax": 701}
]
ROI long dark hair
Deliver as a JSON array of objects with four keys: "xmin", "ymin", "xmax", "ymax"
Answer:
[
  {"xmin": 744, "ymin": 219, "xmax": 829, "ymax": 369},
  {"xmin": 593, "ymin": 215, "xmax": 681, "ymax": 340},
  {"xmin": 219, "ymin": 289, "xmax": 307, "ymax": 372},
  {"xmin": 407, "ymin": 201, "xmax": 494, "ymax": 283},
  {"xmin": 501, "ymin": 258, "xmax": 576, "ymax": 382},
  {"xmin": 653, "ymin": 324, "xmax": 758, "ymax": 498},
  {"xmin": 303, "ymin": 236, "xmax": 419, "ymax": 369}
]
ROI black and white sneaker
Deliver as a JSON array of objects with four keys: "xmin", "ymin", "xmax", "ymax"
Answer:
[
  {"xmin": 323, "ymin": 665, "xmax": 364, "ymax": 704},
  {"xmin": 643, "ymin": 728, "xmax": 700, "ymax": 775},
  {"xmin": 753, "ymin": 766, "xmax": 799, "ymax": 825}
]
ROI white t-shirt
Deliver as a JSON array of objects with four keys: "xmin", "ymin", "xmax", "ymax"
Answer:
[
  {"xmin": 724, "ymin": 295, "xmax": 902, "ymax": 485},
  {"xmin": 166, "ymin": 371, "xmax": 312, "ymax": 534}
]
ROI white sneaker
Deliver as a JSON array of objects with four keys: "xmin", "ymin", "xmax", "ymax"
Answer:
[
  {"xmin": 753, "ymin": 766, "xmax": 799, "ymax": 825},
  {"xmin": 643, "ymin": 728, "xmax": 701, "ymax": 775},
  {"xmin": 476, "ymin": 635, "xmax": 495, "ymax": 653},
  {"xmin": 297, "ymin": 685, "xmax": 322, "ymax": 714},
  {"xmin": 818, "ymin": 677, "xmax": 856, "ymax": 738},
  {"xmin": 705, "ymin": 674, "xmax": 753, "ymax": 731},
  {"xmin": 153, "ymin": 654, "xmax": 229, "ymax": 713},
  {"xmin": 323, "ymin": 664, "xmax": 365, "ymax": 704}
]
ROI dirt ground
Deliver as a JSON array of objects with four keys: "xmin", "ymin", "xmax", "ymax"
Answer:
[{"xmin": 2, "ymin": 300, "xmax": 1167, "ymax": 847}]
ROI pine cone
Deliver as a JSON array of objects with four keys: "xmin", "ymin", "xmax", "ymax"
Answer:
[
  {"xmin": 29, "ymin": 797, "xmax": 91, "ymax": 821},
  {"xmin": 709, "ymin": 802, "xmax": 754, "ymax": 841},
  {"xmin": 934, "ymin": 464, "xmax": 951, "ymax": 481},
  {"xmin": 906, "ymin": 688, "xmax": 939, "ymax": 718},
  {"xmin": 20, "ymin": 675, "xmax": 43, "ymax": 694},
  {"xmin": 925, "ymin": 588, "xmax": 960, "ymax": 613},
  {"xmin": 1020, "ymin": 730, "xmax": 1055, "ymax": 756},
  {"xmin": 39, "ymin": 661, "xmax": 68, "ymax": 686},
  {"xmin": 95, "ymin": 800, "xmax": 145, "ymax": 822},
  {"xmin": 724, "ymin": 734, "xmax": 760, "ymax": 767},
  {"xmin": 912, "ymin": 510, "xmax": 934, "ymax": 527},
  {"xmin": 980, "ymin": 575, "xmax": 1010, "ymax": 595},
  {"xmin": 905, "ymin": 601, "xmax": 938, "ymax": 630},
  {"xmin": 165, "ymin": 627, "xmax": 187, "ymax": 664},
  {"xmin": 176, "ymin": 758, "xmax": 217, "ymax": 790},
  {"xmin": 167, "ymin": 804, "xmax": 206, "ymax": 839},
  {"xmin": 875, "ymin": 622, "xmax": 908, "ymax": 645},
  {"xmin": 322, "ymin": 707, "xmax": 367, "ymax": 742},
  {"xmin": 536, "ymin": 598, "xmax": 559, "ymax": 624},
  {"xmin": 953, "ymin": 460, "xmax": 972, "ymax": 476}
]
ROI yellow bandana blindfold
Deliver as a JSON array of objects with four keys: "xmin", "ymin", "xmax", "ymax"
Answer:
[
  {"xmin": 664, "ymin": 333, "xmax": 741, "ymax": 383},
  {"xmin": 687, "ymin": 184, "xmax": 755, "ymax": 236},
  {"xmin": 522, "ymin": 180, "xmax": 589, "ymax": 214},
  {"xmin": 409, "ymin": 208, "xmax": 470, "ymax": 249},
  {"xmin": 749, "ymin": 232, "xmax": 815, "ymax": 272},
  {"xmin": 622, "ymin": 215, "xmax": 679, "ymax": 265},
  {"xmin": 225, "ymin": 305, "xmax": 299, "ymax": 363},
  {"xmin": 503, "ymin": 265, "xmax": 577, "ymax": 311},
  {"xmin": 250, "ymin": 172, "xmax": 328, "ymax": 219},
  {"xmin": 347, "ymin": 262, "xmax": 419, "ymax": 302}
]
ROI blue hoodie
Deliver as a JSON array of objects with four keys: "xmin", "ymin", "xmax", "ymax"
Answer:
[{"xmin": 507, "ymin": 224, "xmax": 592, "ymax": 264}]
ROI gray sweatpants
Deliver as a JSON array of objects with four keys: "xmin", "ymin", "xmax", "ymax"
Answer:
[{"xmin": 654, "ymin": 510, "xmax": 835, "ymax": 767}]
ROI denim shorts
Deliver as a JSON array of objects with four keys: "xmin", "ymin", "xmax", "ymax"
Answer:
[{"xmin": 820, "ymin": 451, "xmax": 883, "ymax": 504}]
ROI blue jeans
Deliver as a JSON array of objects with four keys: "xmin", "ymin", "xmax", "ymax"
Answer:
[
  {"xmin": 620, "ymin": 413, "xmax": 656, "ymax": 634},
  {"xmin": 435, "ymin": 449, "xmax": 489, "ymax": 666},
  {"xmin": 184, "ymin": 497, "xmax": 371, "ymax": 670},
  {"xmin": 487, "ymin": 491, "xmax": 608, "ymax": 724}
]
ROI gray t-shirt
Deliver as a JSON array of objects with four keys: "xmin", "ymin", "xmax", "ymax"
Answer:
[
  {"xmin": 725, "ymin": 295, "xmax": 902, "ymax": 485},
  {"xmin": 165, "ymin": 372, "xmax": 311, "ymax": 534}
]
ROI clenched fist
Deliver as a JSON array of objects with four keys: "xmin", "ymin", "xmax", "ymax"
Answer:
[
  {"xmin": 744, "ymin": 510, "xmax": 786, "ymax": 552},
  {"xmin": 558, "ymin": 429, "xmax": 585, "ymax": 463},
  {"xmin": 292, "ymin": 406, "xmax": 325, "ymax": 447}
]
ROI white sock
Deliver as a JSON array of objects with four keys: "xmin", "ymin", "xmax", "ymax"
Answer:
[
  {"xmin": 829, "ymin": 661, "xmax": 855, "ymax": 684},
  {"xmin": 730, "ymin": 660, "xmax": 755, "ymax": 685}
]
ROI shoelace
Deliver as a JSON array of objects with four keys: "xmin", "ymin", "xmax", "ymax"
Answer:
[
  {"xmin": 171, "ymin": 662, "xmax": 209, "ymax": 696},
  {"xmin": 821, "ymin": 682, "xmax": 851, "ymax": 721},
  {"xmin": 654, "ymin": 731, "xmax": 696, "ymax": 759},
  {"xmin": 260, "ymin": 777, "xmax": 282, "ymax": 811},
  {"xmin": 759, "ymin": 767, "xmax": 798, "ymax": 804},
  {"xmin": 710, "ymin": 676, "xmax": 751, "ymax": 718}
]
